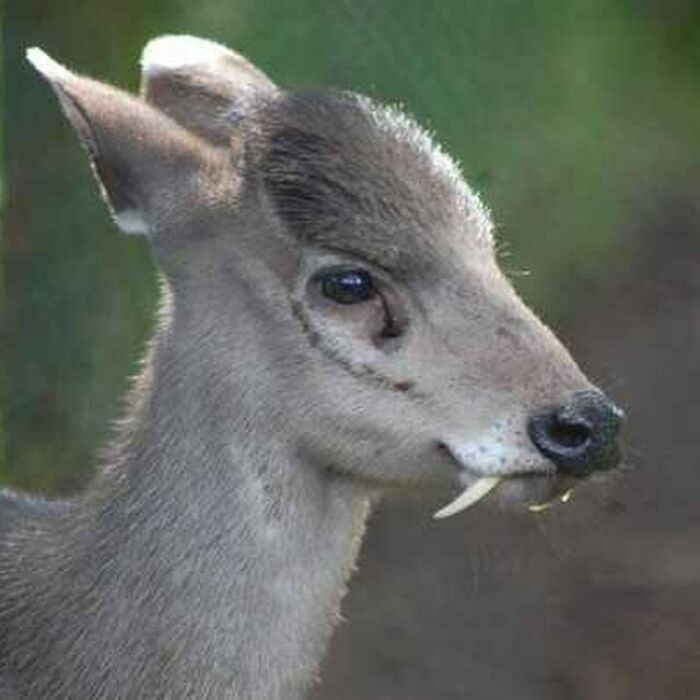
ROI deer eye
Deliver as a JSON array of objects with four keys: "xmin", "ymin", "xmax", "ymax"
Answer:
[{"xmin": 320, "ymin": 267, "xmax": 376, "ymax": 304}]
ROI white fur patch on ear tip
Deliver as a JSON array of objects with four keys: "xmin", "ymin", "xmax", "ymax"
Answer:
[
  {"xmin": 141, "ymin": 35, "xmax": 233, "ymax": 77},
  {"xmin": 26, "ymin": 47, "xmax": 73, "ymax": 82},
  {"xmin": 113, "ymin": 208, "xmax": 149, "ymax": 235}
]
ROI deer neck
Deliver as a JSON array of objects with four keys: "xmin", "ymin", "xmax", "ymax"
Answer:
[{"xmin": 6, "ymin": 327, "xmax": 373, "ymax": 700}]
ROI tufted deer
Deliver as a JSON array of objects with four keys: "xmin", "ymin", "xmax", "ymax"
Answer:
[{"xmin": 0, "ymin": 36, "xmax": 623, "ymax": 700}]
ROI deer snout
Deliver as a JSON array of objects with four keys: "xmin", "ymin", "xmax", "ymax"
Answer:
[{"xmin": 527, "ymin": 391, "xmax": 624, "ymax": 476}]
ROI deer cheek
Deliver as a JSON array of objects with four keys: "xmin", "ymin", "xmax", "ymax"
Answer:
[{"xmin": 327, "ymin": 295, "xmax": 389, "ymax": 347}]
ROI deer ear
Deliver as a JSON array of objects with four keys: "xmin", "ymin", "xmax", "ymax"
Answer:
[
  {"xmin": 140, "ymin": 35, "xmax": 277, "ymax": 146},
  {"xmin": 27, "ymin": 47, "xmax": 210, "ymax": 235}
]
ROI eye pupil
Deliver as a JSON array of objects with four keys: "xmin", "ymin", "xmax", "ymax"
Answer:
[{"xmin": 321, "ymin": 268, "xmax": 376, "ymax": 304}]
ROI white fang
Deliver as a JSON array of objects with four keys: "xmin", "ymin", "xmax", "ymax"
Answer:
[{"xmin": 433, "ymin": 477, "xmax": 501, "ymax": 519}]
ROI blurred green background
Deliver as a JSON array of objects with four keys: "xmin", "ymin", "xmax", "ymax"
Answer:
[{"xmin": 3, "ymin": 1, "xmax": 700, "ymax": 698}]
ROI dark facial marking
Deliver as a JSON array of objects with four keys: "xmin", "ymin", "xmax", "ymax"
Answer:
[{"xmin": 289, "ymin": 295, "xmax": 423, "ymax": 396}]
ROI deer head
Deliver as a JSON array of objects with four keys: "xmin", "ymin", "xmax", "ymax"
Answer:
[{"xmin": 26, "ymin": 36, "xmax": 623, "ymax": 518}]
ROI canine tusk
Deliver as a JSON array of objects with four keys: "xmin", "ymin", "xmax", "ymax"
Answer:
[{"xmin": 433, "ymin": 477, "xmax": 501, "ymax": 519}]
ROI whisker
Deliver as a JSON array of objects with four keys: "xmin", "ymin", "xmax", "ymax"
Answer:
[{"xmin": 504, "ymin": 267, "xmax": 531, "ymax": 278}]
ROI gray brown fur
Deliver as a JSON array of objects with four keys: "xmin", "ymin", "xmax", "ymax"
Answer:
[{"xmin": 1, "ymin": 36, "xmax": 600, "ymax": 700}]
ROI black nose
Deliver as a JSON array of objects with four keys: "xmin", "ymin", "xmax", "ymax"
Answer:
[{"xmin": 527, "ymin": 391, "xmax": 624, "ymax": 475}]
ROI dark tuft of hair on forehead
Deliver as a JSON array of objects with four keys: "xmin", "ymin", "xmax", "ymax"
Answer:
[
  {"xmin": 262, "ymin": 94, "xmax": 363, "ymax": 237},
  {"xmin": 255, "ymin": 90, "xmax": 492, "ymax": 272}
]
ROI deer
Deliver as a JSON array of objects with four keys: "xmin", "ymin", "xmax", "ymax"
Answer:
[{"xmin": 0, "ymin": 35, "xmax": 623, "ymax": 700}]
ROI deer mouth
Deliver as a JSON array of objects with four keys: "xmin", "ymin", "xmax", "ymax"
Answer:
[
  {"xmin": 432, "ymin": 442, "xmax": 579, "ymax": 519},
  {"xmin": 432, "ymin": 471, "xmax": 581, "ymax": 519}
]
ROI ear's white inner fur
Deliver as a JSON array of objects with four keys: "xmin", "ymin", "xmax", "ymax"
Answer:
[
  {"xmin": 141, "ymin": 35, "xmax": 234, "ymax": 76},
  {"xmin": 26, "ymin": 47, "xmax": 71, "ymax": 81},
  {"xmin": 113, "ymin": 208, "xmax": 149, "ymax": 235},
  {"xmin": 433, "ymin": 477, "xmax": 501, "ymax": 519}
]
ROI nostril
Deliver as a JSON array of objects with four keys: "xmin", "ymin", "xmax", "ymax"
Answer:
[
  {"xmin": 528, "ymin": 391, "xmax": 623, "ymax": 475},
  {"xmin": 528, "ymin": 410, "xmax": 592, "ymax": 462},
  {"xmin": 546, "ymin": 414, "xmax": 592, "ymax": 452}
]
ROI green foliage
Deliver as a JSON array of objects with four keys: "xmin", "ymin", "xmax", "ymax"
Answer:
[{"xmin": 3, "ymin": 0, "xmax": 700, "ymax": 492}]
